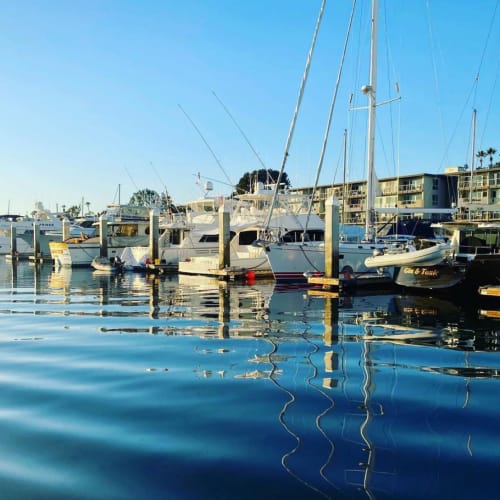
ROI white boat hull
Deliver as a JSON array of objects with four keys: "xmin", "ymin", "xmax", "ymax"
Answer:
[
  {"xmin": 91, "ymin": 256, "xmax": 123, "ymax": 273},
  {"xmin": 266, "ymin": 241, "xmax": 388, "ymax": 282},
  {"xmin": 178, "ymin": 243, "xmax": 272, "ymax": 277},
  {"xmin": 50, "ymin": 241, "xmax": 123, "ymax": 267},
  {"xmin": 364, "ymin": 243, "xmax": 450, "ymax": 268},
  {"xmin": 120, "ymin": 243, "xmax": 220, "ymax": 271}
]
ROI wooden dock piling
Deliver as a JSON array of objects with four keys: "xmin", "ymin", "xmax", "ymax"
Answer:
[
  {"xmin": 218, "ymin": 204, "xmax": 231, "ymax": 271},
  {"xmin": 62, "ymin": 218, "xmax": 71, "ymax": 241},
  {"xmin": 99, "ymin": 215, "xmax": 108, "ymax": 258},
  {"xmin": 29, "ymin": 223, "xmax": 44, "ymax": 264},
  {"xmin": 149, "ymin": 208, "xmax": 160, "ymax": 264},
  {"xmin": 308, "ymin": 195, "xmax": 340, "ymax": 290},
  {"xmin": 9, "ymin": 225, "xmax": 17, "ymax": 260}
]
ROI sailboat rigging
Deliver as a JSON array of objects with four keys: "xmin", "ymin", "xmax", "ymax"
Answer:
[
  {"xmin": 301, "ymin": 0, "xmax": 357, "ymax": 234},
  {"xmin": 262, "ymin": 0, "xmax": 326, "ymax": 233},
  {"xmin": 178, "ymin": 103, "xmax": 235, "ymax": 191},
  {"xmin": 265, "ymin": 0, "xmax": 413, "ymax": 284}
]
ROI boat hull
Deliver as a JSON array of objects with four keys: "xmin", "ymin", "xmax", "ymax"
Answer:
[
  {"xmin": 365, "ymin": 243, "xmax": 450, "ymax": 268},
  {"xmin": 50, "ymin": 242, "xmax": 100, "ymax": 267},
  {"xmin": 394, "ymin": 263, "xmax": 467, "ymax": 289},
  {"xmin": 178, "ymin": 254, "xmax": 271, "ymax": 278},
  {"xmin": 50, "ymin": 241, "xmax": 125, "ymax": 267},
  {"xmin": 266, "ymin": 241, "xmax": 394, "ymax": 283},
  {"xmin": 91, "ymin": 256, "xmax": 123, "ymax": 273}
]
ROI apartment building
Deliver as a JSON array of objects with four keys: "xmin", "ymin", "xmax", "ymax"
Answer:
[
  {"xmin": 295, "ymin": 172, "xmax": 456, "ymax": 226},
  {"xmin": 448, "ymin": 164, "xmax": 500, "ymax": 222}
]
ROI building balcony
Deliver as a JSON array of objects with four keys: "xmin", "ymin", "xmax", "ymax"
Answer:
[
  {"xmin": 399, "ymin": 184, "xmax": 423, "ymax": 193},
  {"xmin": 345, "ymin": 204, "xmax": 363, "ymax": 211},
  {"xmin": 399, "ymin": 200, "xmax": 424, "ymax": 208}
]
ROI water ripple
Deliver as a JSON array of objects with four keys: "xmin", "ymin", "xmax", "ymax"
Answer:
[{"xmin": 0, "ymin": 262, "xmax": 499, "ymax": 499}]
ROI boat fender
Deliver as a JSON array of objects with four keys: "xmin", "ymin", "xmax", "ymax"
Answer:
[{"xmin": 245, "ymin": 270, "xmax": 256, "ymax": 284}]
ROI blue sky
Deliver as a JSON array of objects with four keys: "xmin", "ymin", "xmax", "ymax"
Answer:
[{"xmin": 1, "ymin": 0, "xmax": 499, "ymax": 216}]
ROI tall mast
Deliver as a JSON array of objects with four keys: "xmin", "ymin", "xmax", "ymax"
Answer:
[
  {"xmin": 468, "ymin": 108, "xmax": 477, "ymax": 220},
  {"xmin": 364, "ymin": 0, "xmax": 378, "ymax": 241},
  {"xmin": 342, "ymin": 128, "xmax": 348, "ymax": 229}
]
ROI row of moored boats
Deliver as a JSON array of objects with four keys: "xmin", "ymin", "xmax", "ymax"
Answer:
[{"xmin": 2, "ymin": 185, "xmax": 500, "ymax": 297}]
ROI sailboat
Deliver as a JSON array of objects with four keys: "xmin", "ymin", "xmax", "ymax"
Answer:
[{"xmin": 265, "ymin": 0, "xmax": 414, "ymax": 285}]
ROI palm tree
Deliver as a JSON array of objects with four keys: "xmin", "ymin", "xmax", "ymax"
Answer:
[
  {"xmin": 486, "ymin": 147, "xmax": 497, "ymax": 167},
  {"xmin": 476, "ymin": 150, "xmax": 487, "ymax": 169}
]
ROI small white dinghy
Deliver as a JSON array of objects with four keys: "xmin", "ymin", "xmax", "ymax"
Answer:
[
  {"xmin": 91, "ymin": 256, "xmax": 124, "ymax": 273},
  {"xmin": 365, "ymin": 240, "xmax": 451, "ymax": 268}
]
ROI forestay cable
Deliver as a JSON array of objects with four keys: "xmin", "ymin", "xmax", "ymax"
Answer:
[
  {"xmin": 305, "ymin": 0, "xmax": 357, "ymax": 232},
  {"xmin": 263, "ymin": 0, "xmax": 327, "ymax": 233}
]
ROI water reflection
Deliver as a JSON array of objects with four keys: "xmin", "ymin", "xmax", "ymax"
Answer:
[
  {"xmin": 1, "ymin": 261, "xmax": 500, "ymax": 498},
  {"xmin": 4, "ymin": 260, "xmax": 500, "ymax": 364},
  {"xmin": 2, "ymin": 261, "xmax": 497, "ymax": 346}
]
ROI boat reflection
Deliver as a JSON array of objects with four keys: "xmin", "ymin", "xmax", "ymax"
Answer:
[
  {"xmin": 44, "ymin": 265, "xmax": 500, "ymax": 351},
  {"xmin": 335, "ymin": 290, "xmax": 500, "ymax": 352},
  {"xmin": 2, "ymin": 259, "xmax": 54, "ymax": 291},
  {"xmin": 3, "ymin": 263, "xmax": 500, "ymax": 497}
]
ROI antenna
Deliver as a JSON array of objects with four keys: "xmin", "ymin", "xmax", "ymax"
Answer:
[
  {"xmin": 178, "ymin": 104, "xmax": 235, "ymax": 190},
  {"xmin": 150, "ymin": 161, "xmax": 171, "ymax": 198},
  {"xmin": 124, "ymin": 167, "xmax": 139, "ymax": 191},
  {"xmin": 192, "ymin": 173, "xmax": 239, "ymax": 190},
  {"xmin": 150, "ymin": 161, "xmax": 175, "ymax": 210},
  {"xmin": 212, "ymin": 90, "xmax": 268, "ymax": 172}
]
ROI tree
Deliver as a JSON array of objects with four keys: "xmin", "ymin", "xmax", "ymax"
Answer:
[
  {"xmin": 235, "ymin": 169, "xmax": 291, "ymax": 195},
  {"xmin": 476, "ymin": 150, "xmax": 486, "ymax": 168},
  {"xmin": 486, "ymin": 147, "xmax": 497, "ymax": 167},
  {"xmin": 62, "ymin": 205, "xmax": 80, "ymax": 218},
  {"xmin": 129, "ymin": 188, "xmax": 160, "ymax": 207}
]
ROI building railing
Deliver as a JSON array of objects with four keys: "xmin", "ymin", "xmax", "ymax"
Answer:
[{"xmin": 399, "ymin": 183, "xmax": 422, "ymax": 192}]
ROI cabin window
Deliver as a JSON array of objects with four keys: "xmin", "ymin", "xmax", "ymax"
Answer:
[
  {"xmin": 170, "ymin": 229, "xmax": 182, "ymax": 245},
  {"xmin": 238, "ymin": 230, "xmax": 258, "ymax": 245},
  {"xmin": 307, "ymin": 230, "xmax": 325, "ymax": 241},
  {"xmin": 198, "ymin": 231, "xmax": 236, "ymax": 243},
  {"xmin": 114, "ymin": 224, "xmax": 138, "ymax": 237},
  {"xmin": 199, "ymin": 234, "xmax": 218, "ymax": 243},
  {"xmin": 282, "ymin": 230, "xmax": 324, "ymax": 243}
]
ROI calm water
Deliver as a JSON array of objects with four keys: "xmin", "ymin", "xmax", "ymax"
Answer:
[{"xmin": 0, "ymin": 261, "xmax": 499, "ymax": 499}]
